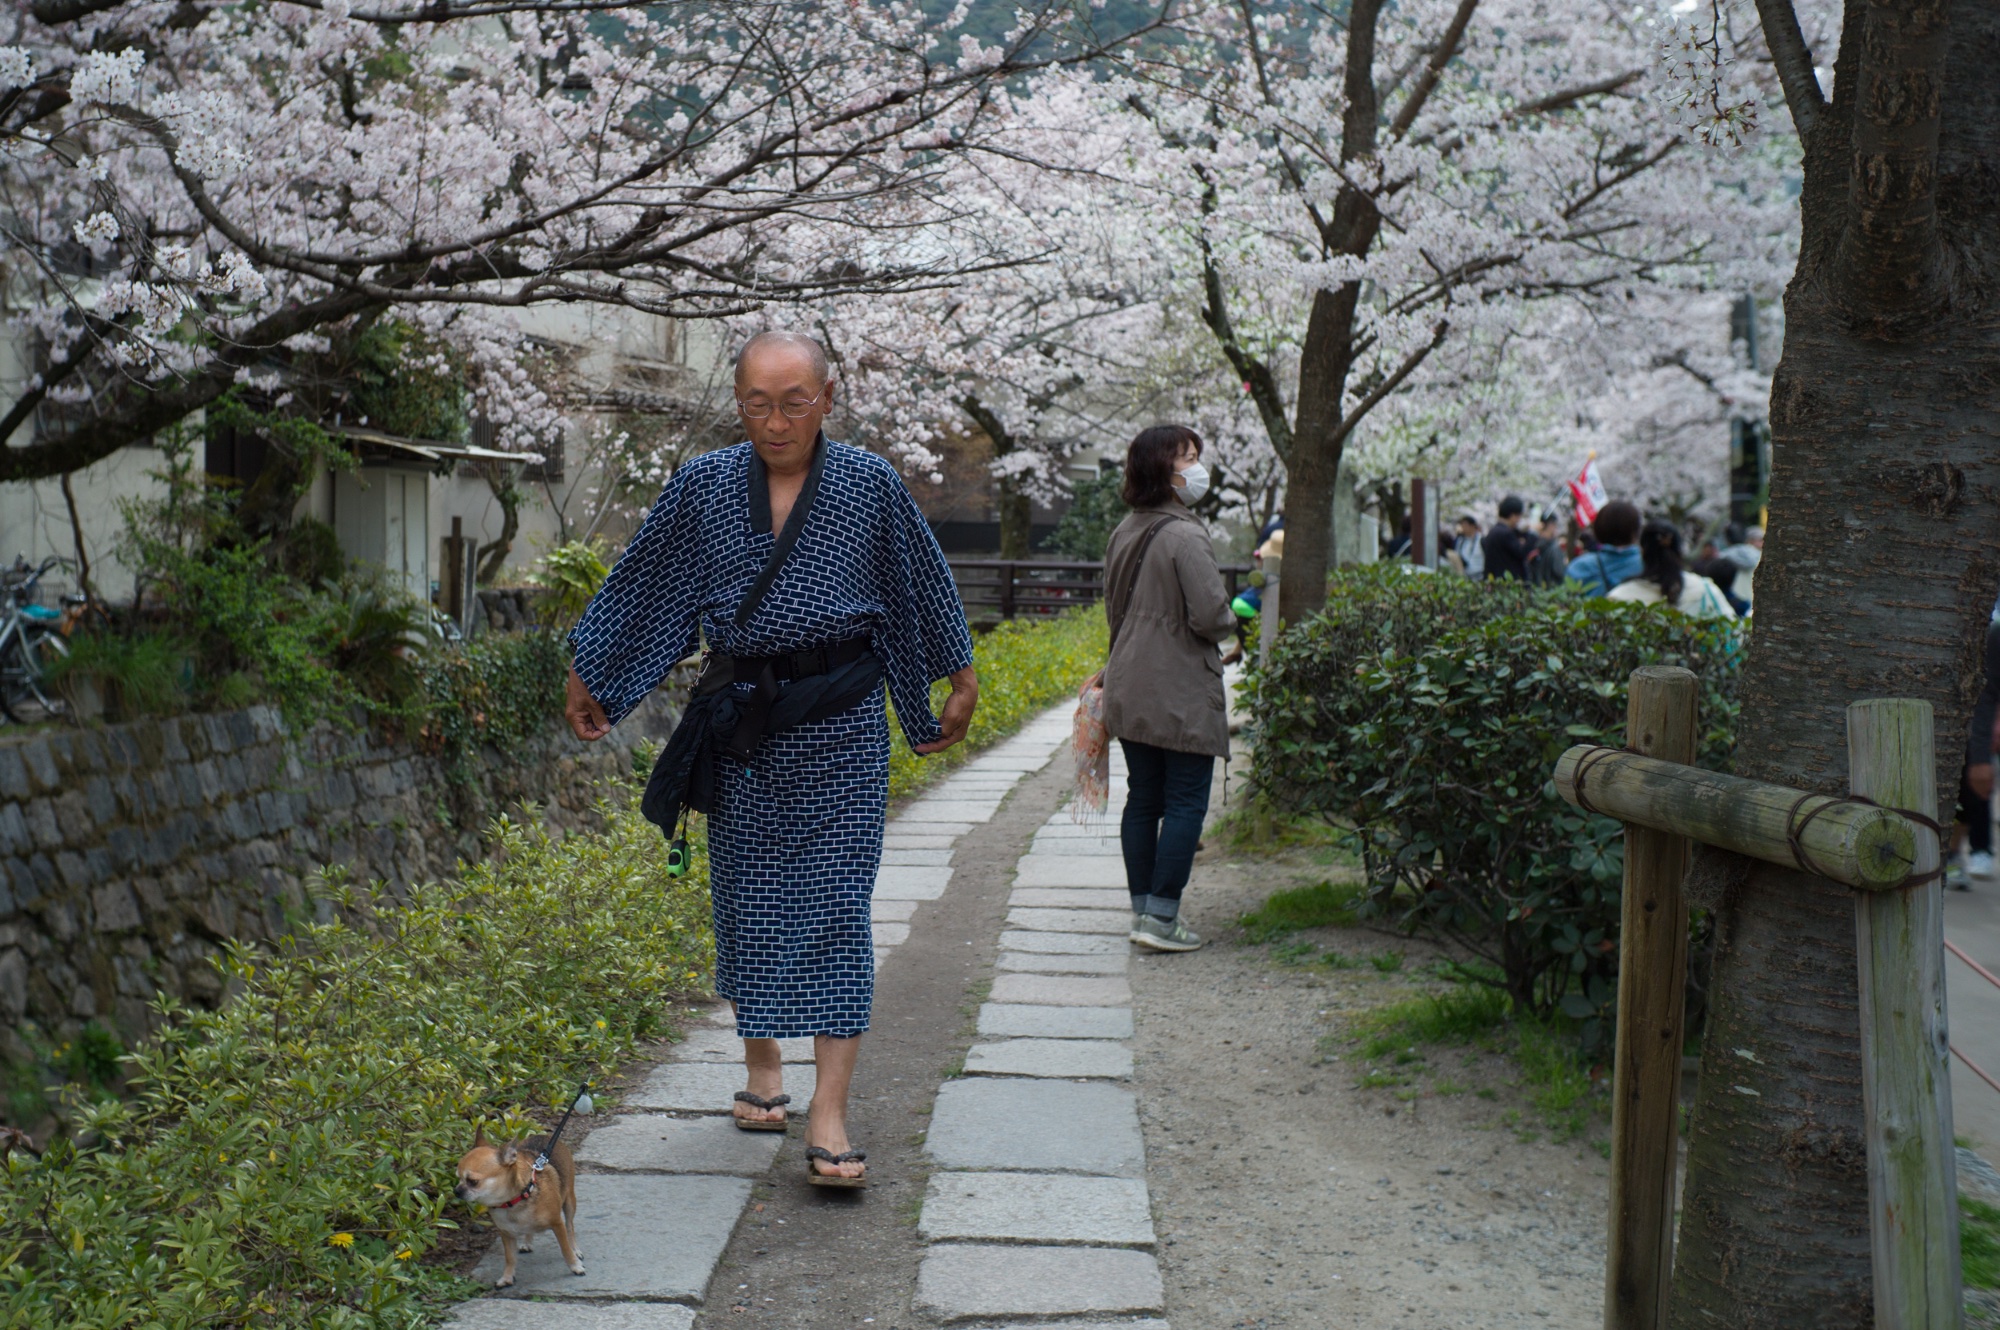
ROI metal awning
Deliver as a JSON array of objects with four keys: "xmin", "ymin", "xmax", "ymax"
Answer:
[{"xmin": 334, "ymin": 424, "xmax": 545, "ymax": 468}]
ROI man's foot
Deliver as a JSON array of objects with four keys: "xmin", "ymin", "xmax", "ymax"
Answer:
[
  {"xmin": 1132, "ymin": 914, "xmax": 1203, "ymax": 952},
  {"xmin": 733, "ymin": 1086, "xmax": 789, "ymax": 1129},
  {"xmin": 804, "ymin": 1122, "xmax": 866, "ymax": 1182},
  {"xmin": 1950, "ymin": 854, "xmax": 1973, "ymax": 891},
  {"xmin": 1971, "ymin": 850, "xmax": 1995, "ymax": 880}
]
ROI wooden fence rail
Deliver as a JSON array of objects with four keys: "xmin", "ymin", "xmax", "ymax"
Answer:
[
  {"xmin": 949, "ymin": 558, "xmax": 1253, "ymax": 624},
  {"xmin": 1554, "ymin": 675, "xmax": 1956, "ymax": 1330}
]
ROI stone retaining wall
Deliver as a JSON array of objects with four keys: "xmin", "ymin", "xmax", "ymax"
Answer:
[{"xmin": 0, "ymin": 681, "xmax": 685, "ymax": 1055}]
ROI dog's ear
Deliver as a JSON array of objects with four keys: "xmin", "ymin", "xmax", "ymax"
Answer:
[
  {"xmin": 472, "ymin": 1123, "xmax": 488, "ymax": 1149},
  {"xmin": 499, "ymin": 1142, "xmax": 519, "ymax": 1165}
]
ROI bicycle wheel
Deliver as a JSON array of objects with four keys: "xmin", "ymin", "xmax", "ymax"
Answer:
[{"xmin": 9, "ymin": 630, "xmax": 68, "ymax": 721}]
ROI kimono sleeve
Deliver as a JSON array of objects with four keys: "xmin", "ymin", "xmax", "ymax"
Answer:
[
  {"xmin": 566, "ymin": 467, "xmax": 704, "ymax": 726},
  {"xmin": 871, "ymin": 462, "xmax": 975, "ymax": 748}
]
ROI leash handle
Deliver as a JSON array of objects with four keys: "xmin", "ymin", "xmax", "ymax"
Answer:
[{"xmin": 534, "ymin": 1081, "xmax": 591, "ymax": 1172}]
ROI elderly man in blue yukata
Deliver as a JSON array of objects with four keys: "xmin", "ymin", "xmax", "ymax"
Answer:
[{"xmin": 563, "ymin": 331, "xmax": 978, "ymax": 1186}]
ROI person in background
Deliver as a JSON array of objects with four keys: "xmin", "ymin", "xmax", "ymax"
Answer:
[
  {"xmin": 1453, "ymin": 515, "xmax": 1485, "ymax": 578},
  {"xmin": 1565, "ymin": 499, "xmax": 1643, "ymax": 596},
  {"xmin": 1697, "ymin": 555, "xmax": 1751, "ymax": 617},
  {"xmin": 1951, "ymin": 613, "xmax": 2000, "ymax": 887},
  {"xmin": 1716, "ymin": 524, "xmax": 1764, "ymax": 608},
  {"xmin": 1385, "ymin": 514, "xmax": 1413, "ymax": 560},
  {"xmin": 1606, "ymin": 521, "xmax": 1738, "ymax": 619},
  {"xmin": 1100, "ymin": 424, "xmax": 1238, "ymax": 952},
  {"xmin": 1481, "ymin": 495, "xmax": 1538, "ymax": 581},
  {"xmin": 1528, "ymin": 508, "xmax": 1568, "ymax": 586}
]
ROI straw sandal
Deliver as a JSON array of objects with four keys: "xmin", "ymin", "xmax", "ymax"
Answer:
[
  {"xmin": 806, "ymin": 1146, "xmax": 867, "ymax": 1188},
  {"xmin": 732, "ymin": 1090, "xmax": 791, "ymax": 1132}
]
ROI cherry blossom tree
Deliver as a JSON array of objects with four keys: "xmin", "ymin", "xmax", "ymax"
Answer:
[
  {"xmin": 0, "ymin": 0, "xmax": 1162, "ymax": 488},
  {"xmin": 1114, "ymin": 0, "xmax": 1797, "ymax": 619}
]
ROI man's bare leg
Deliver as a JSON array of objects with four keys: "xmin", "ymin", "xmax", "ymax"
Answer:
[
  {"xmin": 807, "ymin": 1033, "xmax": 865, "ymax": 1179},
  {"xmin": 733, "ymin": 1001, "xmax": 787, "ymax": 1126}
]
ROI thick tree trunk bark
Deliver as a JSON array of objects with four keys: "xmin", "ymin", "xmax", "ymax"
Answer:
[
  {"xmin": 1669, "ymin": 1, "xmax": 1999, "ymax": 1321},
  {"xmin": 996, "ymin": 474, "xmax": 1032, "ymax": 560}
]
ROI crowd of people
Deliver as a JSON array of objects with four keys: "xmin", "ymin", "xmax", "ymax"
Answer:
[{"xmin": 1397, "ymin": 495, "xmax": 1763, "ymax": 620}]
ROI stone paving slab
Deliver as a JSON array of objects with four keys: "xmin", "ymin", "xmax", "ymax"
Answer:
[
  {"xmin": 1031, "ymin": 822, "xmax": 1124, "ymax": 838},
  {"xmin": 470, "ymin": 1173, "xmax": 749, "ymax": 1299},
  {"xmin": 881, "ymin": 848, "xmax": 955, "ymax": 866},
  {"xmin": 1009, "ymin": 887, "xmax": 1128, "ymax": 910},
  {"xmin": 1013, "ymin": 857, "xmax": 1130, "ymax": 888},
  {"xmin": 939, "ymin": 775, "xmax": 1028, "ymax": 790},
  {"xmin": 915, "ymin": 1244, "xmax": 1163, "ymax": 1320},
  {"xmin": 899, "ymin": 799, "xmax": 1004, "ymax": 822},
  {"xmin": 927, "ymin": 1079, "xmax": 1144, "ymax": 1175},
  {"xmin": 884, "ymin": 833, "xmax": 961, "ymax": 850},
  {"xmin": 998, "ymin": 930, "xmax": 1126, "ymax": 955},
  {"xmin": 1005, "ymin": 907, "xmax": 1131, "ymax": 935},
  {"xmin": 977, "ymin": 1004, "xmax": 1135, "ymax": 1040},
  {"xmin": 979, "ymin": 1323, "xmax": 1168, "ymax": 1330},
  {"xmin": 446, "ymin": 1301, "xmax": 696, "ymax": 1330},
  {"xmin": 1028, "ymin": 839, "xmax": 1124, "ymax": 856},
  {"xmin": 885, "ymin": 820, "xmax": 975, "ymax": 838},
  {"xmin": 965, "ymin": 1038, "xmax": 1134, "ymax": 1079},
  {"xmin": 921, "ymin": 1172, "xmax": 1154, "ymax": 1244},
  {"xmin": 990, "ymin": 974, "xmax": 1133, "ymax": 1007},
  {"xmin": 630, "ymin": 1061, "xmax": 817, "ymax": 1113},
  {"xmin": 669, "ymin": 1027, "xmax": 816, "ymax": 1062},
  {"xmin": 872, "ymin": 898, "xmax": 919, "ymax": 922},
  {"xmin": 964, "ymin": 755, "xmax": 1054, "ymax": 772},
  {"xmin": 998, "ymin": 950, "xmax": 1126, "ymax": 975},
  {"xmin": 875, "ymin": 866, "xmax": 953, "ymax": 899},
  {"xmin": 876, "ymin": 922, "xmax": 911, "ymax": 946},
  {"xmin": 577, "ymin": 1114, "xmax": 785, "ymax": 1174}
]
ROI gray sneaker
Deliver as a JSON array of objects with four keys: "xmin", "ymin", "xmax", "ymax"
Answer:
[{"xmin": 1132, "ymin": 914, "xmax": 1203, "ymax": 952}]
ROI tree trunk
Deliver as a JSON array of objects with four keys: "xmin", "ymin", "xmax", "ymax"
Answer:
[
  {"xmin": 476, "ymin": 467, "xmax": 523, "ymax": 585},
  {"xmin": 1279, "ymin": 283, "xmax": 1365, "ymax": 624},
  {"xmin": 1669, "ymin": 2, "xmax": 1998, "ymax": 1322},
  {"xmin": 996, "ymin": 472, "xmax": 1032, "ymax": 560}
]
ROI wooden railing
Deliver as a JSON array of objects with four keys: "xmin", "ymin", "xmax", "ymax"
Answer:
[{"xmin": 950, "ymin": 559, "xmax": 1253, "ymax": 624}]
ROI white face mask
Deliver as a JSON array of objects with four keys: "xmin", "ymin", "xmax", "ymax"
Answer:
[{"xmin": 1175, "ymin": 460, "xmax": 1210, "ymax": 505}]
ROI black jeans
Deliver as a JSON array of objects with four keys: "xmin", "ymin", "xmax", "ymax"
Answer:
[
  {"xmin": 1962, "ymin": 767, "xmax": 1992, "ymax": 855},
  {"xmin": 1119, "ymin": 739, "xmax": 1215, "ymax": 919}
]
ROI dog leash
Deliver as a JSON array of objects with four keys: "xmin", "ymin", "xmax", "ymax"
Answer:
[{"xmin": 534, "ymin": 1081, "xmax": 592, "ymax": 1176}]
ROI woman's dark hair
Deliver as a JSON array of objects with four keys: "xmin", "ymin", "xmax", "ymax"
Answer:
[
  {"xmin": 1122, "ymin": 424, "xmax": 1203, "ymax": 509},
  {"xmin": 1637, "ymin": 520, "xmax": 1686, "ymax": 604},
  {"xmin": 1592, "ymin": 499, "xmax": 1641, "ymax": 547}
]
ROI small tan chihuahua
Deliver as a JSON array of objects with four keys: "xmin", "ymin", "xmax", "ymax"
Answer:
[{"xmin": 454, "ymin": 1126, "xmax": 584, "ymax": 1288}]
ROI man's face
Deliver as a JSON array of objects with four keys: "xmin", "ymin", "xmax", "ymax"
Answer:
[
  {"xmin": 1458, "ymin": 520, "xmax": 1479, "ymax": 537},
  {"xmin": 736, "ymin": 345, "xmax": 832, "ymax": 474}
]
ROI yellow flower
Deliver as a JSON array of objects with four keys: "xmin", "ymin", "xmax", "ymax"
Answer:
[
  {"xmin": 327, "ymin": 1233, "xmax": 354, "ymax": 1249},
  {"xmin": 595, "ymin": 1020, "xmax": 607, "ymax": 1030},
  {"xmin": 395, "ymin": 1249, "xmax": 413, "ymax": 1261}
]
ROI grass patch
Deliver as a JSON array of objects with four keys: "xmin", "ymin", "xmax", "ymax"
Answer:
[
  {"xmin": 1212, "ymin": 796, "xmax": 1354, "ymax": 856},
  {"xmin": 1355, "ymin": 987, "xmax": 1511, "ymax": 1058},
  {"xmin": 1239, "ymin": 879, "xmax": 1364, "ymax": 942},
  {"xmin": 1967, "ymin": 1196, "xmax": 2000, "ymax": 1291}
]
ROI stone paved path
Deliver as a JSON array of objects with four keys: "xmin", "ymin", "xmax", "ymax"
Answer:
[
  {"xmin": 445, "ymin": 703, "xmax": 1132, "ymax": 1329},
  {"xmin": 911, "ymin": 742, "xmax": 1170, "ymax": 1329}
]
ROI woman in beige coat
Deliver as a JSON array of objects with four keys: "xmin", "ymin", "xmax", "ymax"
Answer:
[{"xmin": 1100, "ymin": 425, "xmax": 1238, "ymax": 951}]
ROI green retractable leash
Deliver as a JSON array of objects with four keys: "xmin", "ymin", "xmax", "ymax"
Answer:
[{"xmin": 664, "ymin": 806, "xmax": 693, "ymax": 878}]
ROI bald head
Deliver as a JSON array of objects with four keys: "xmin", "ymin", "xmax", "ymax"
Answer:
[{"xmin": 735, "ymin": 330, "xmax": 830, "ymax": 388}]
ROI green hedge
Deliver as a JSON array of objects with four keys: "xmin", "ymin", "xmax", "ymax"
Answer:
[
  {"xmin": 0, "ymin": 788, "xmax": 711, "ymax": 1330},
  {"xmin": 1251, "ymin": 567, "xmax": 1741, "ymax": 1044},
  {"xmin": 887, "ymin": 608, "xmax": 1108, "ymax": 800},
  {"xmin": 415, "ymin": 630, "xmax": 571, "ymax": 787}
]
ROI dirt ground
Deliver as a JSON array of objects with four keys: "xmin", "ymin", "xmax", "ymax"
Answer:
[{"xmin": 1130, "ymin": 841, "xmax": 1612, "ymax": 1330}]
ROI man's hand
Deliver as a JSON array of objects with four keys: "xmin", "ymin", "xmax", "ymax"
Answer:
[
  {"xmin": 566, "ymin": 666, "xmax": 612, "ymax": 741},
  {"xmin": 1972, "ymin": 763, "xmax": 1994, "ymax": 802},
  {"xmin": 915, "ymin": 666, "xmax": 978, "ymax": 754}
]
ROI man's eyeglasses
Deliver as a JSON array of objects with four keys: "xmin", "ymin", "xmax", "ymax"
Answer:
[{"xmin": 737, "ymin": 389, "xmax": 828, "ymax": 420}]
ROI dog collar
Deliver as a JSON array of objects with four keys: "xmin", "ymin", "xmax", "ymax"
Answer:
[{"xmin": 494, "ymin": 1181, "xmax": 536, "ymax": 1210}]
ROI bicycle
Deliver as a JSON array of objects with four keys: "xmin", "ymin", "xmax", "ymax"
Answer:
[{"xmin": 0, "ymin": 556, "xmax": 84, "ymax": 723}]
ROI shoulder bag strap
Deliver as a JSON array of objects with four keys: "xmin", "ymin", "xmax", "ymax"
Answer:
[
  {"xmin": 735, "ymin": 437, "xmax": 830, "ymax": 630},
  {"xmin": 1109, "ymin": 516, "xmax": 1175, "ymax": 652}
]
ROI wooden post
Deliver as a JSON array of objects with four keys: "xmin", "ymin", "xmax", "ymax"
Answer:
[
  {"xmin": 1848, "ymin": 699, "xmax": 1959, "ymax": 1330},
  {"xmin": 998, "ymin": 561, "xmax": 1016, "ymax": 621},
  {"xmin": 1258, "ymin": 554, "xmax": 1282, "ymax": 661},
  {"xmin": 1411, "ymin": 478, "xmax": 1439, "ymax": 569},
  {"xmin": 1604, "ymin": 666, "xmax": 1699, "ymax": 1330}
]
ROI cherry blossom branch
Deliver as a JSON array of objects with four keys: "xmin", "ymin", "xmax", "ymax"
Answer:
[
  {"xmin": 1387, "ymin": 0, "xmax": 1480, "ymax": 139},
  {"xmin": 1329, "ymin": 319, "xmax": 1449, "ymax": 449},
  {"xmin": 1751, "ymin": 0, "xmax": 1828, "ymax": 137}
]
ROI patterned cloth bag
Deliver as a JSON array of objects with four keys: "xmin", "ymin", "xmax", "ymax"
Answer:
[{"xmin": 1071, "ymin": 516, "xmax": 1173, "ymax": 821}]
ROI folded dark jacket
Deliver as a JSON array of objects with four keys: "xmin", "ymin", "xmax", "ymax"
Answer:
[{"xmin": 641, "ymin": 652, "xmax": 884, "ymax": 831}]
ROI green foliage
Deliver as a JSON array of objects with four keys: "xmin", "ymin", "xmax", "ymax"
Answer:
[
  {"xmin": 347, "ymin": 320, "xmax": 470, "ymax": 444},
  {"xmin": 1252, "ymin": 566, "xmax": 1742, "ymax": 1040},
  {"xmin": 416, "ymin": 630, "xmax": 571, "ymax": 787},
  {"xmin": 526, "ymin": 541, "xmax": 611, "ymax": 629},
  {"xmin": 1043, "ymin": 470, "xmax": 1128, "ymax": 561},
  {"xmin": 1355, "ymin": 987, "xmax": 1511, "ymax": 1058},
  {"xmin": 282, "ymin": 518, "xmax": 347, "ymax": 589},
  {"xmin": 1238, "ymin": 879, "xmax": 1363, "ymax": 942},
  {"xmin": 886, "ymin": 607, "xmax": 1108, "ymax": 801},
  {"xmin": 46, "ymin": 632, "xmax": 192, "ymax": 719},
  {"xmin": 0, "ymin": 786, "xmax": 712, "ymax": 1329},
  {"xmin": 327, "ymin": 584, "xmax": 431, "ymax": 709},
  {"xmin": 1964, "ymin": 1196, "xmax": 2000, "ymax": 1290}
]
